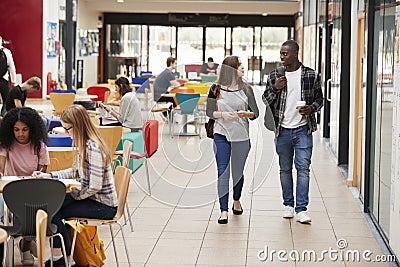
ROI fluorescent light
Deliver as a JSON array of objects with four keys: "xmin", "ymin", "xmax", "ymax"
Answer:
[{"xmin": 117, "ymin": 0, "xmax": 124, "ymax": 2}]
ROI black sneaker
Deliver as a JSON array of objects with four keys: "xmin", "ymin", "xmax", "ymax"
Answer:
[{"xmin": 44, "ymin": 257, "xmax": 66, "ymax": 267}]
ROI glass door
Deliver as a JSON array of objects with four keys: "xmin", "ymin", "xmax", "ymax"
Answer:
[
  {"xmin": 148, "ymin": 26, "xmax": 175, "ymax": 76},
  {"xmin": 232, "ymin": 27, "xmax": 255, "ymax": 82},
  {"xmin": 205, "ymin": 27, "xmax": 225, "ymax": 65},
  {"xmin": 177, "ymin": 27, "xmax": 203, "ymax": 78}
]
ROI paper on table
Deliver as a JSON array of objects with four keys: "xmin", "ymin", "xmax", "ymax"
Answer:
[
  {"xmin": 1, "ymin": 176, "xmax": 20, "ymax": 181},
  {"xmin": 59, "ymin": 179, "xmax": 81, "ymax": 186}
]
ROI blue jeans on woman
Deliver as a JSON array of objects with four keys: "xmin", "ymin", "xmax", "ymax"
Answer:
[
  {"xmin": 214, "ymin": 133, "xmax": 250, "ymax": 212},
  {"xmin": 52, "ymin": 193, "xmax": 117, "ymax": 255},
  {"xmin": 275, "ymin": 125, "xmax": 313, "ymax": 213}
]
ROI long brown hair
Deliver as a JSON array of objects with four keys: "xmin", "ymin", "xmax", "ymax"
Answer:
[
  {"xmin": 216, "ymin": 56, "xmax": 249, "ymax": 94},
  {"xmin": 60, "ymin": 105, "xmax": 112, "ymax": 168}
]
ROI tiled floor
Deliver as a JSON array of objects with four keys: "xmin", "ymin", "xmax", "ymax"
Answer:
[{"xmin": 8, "ymin": 89, "xmax": 396, "ymax": 266}]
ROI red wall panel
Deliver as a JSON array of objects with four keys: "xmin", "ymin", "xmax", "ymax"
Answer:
[{"xmin": 0, "ymin": 0, "xmax": 43, "ymax": 98}]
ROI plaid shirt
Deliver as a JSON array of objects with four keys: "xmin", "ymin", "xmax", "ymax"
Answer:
[
  {"xmin": 262, "ymin": 64, "xmax": 323, "ymax": 136},
  {"xmin": 51, "ymin": 139, "xmax": 118, "ymax": 207}
]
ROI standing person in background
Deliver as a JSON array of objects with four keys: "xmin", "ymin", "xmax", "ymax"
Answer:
[
  {"xmin": 206, "ymin": 56, "xmax": 259, "ymax": 224},
  {"xmin": 200, "ymin": 57, "xmax": 219, "ymax": 76},
  {"xmin": 0, "ymin": 107, "xmax": 50, "ymax": 266},
  {"xmin": 101, "ymin": 76, "xmax": 143, "ymax": 132},
  {"xmin": 32, "ymin": 105, "xmax": 118, "ymax": 267},
  {"xmin": 262, "ymin": 40, "xmax": 323, "ymax": 224},
  {"xmin": 0, "ymin": 35, "xmax": 17, "ymax": 116},
  {"xmin": 153, "ymin": 56, "xmax": 180, "ymax": 102}
]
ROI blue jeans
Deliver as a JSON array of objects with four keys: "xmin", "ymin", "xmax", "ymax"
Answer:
[
  {"xmin": 275, "ymin": 125, "xmax": 313, "ymax": 213},
  {"xmin": 52, "ymin": 194, "xmax": 117, "ymax": 255},
  {"xmin": 214, "ymin": 133, "xmax": 250, "ymax": 212}
]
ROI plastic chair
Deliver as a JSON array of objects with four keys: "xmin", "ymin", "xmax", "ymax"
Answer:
[
  {"xmin": 49, "ymin": 93, "xmax": 75, "ymax": 116},
  {"xmin": 170, "ymin": 88, "xmax": 195, "ymax": 106},
  {"xmin": 87, "ymin": 86, "xmax": 111, "ymax": 104},
  {"xmin": 2, "ymin": 179, "xmax": 68, "ymax": 267},
  {"xmin": 68, "ymin": 166, "xmax": 132, "ymax": 267},
  {"xmin": 36, "ymin": 209, "xmax": 48, "ymax": 267},
  {"xmin": 172, "ymin": 93, "xmax": 201, "ymax": 136}
]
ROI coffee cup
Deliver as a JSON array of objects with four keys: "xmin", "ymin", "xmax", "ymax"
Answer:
[{"xmin": 296, "ymin": 100, "xmax": 306, "ymax": 109}]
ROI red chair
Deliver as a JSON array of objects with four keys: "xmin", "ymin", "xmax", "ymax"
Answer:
[{"xmin": 87, "ymin": 86, "xmax": 111, "ymax": 105}]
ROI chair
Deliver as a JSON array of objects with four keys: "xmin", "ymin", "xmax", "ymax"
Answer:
[
  {"xmin": 36, "ymin": 209, "xmax": 48, "ymax": 267},
  {"xmin": 87, "ymin": 86, "xmax": 111, "ymax": 104},
  {"xmin": 2, "ymin": 179, "xmax": 68, "ymax": 267},
  {"xmin": 200, "ymin": 75, "xmax": 217, "ymax": 83},
  {"xmin": 68, "ymin": 166, "xmax": 132, "ymax": 267},
  {"xmin": 149, "ymin": 83, "xmax": 173, "ymax": 124},
  {"xmin": 49, "ymin": 93, "xmax": 75, "ymax": 116},
  {"xmin": 96, "ymin": 125, "xmax": 123, "ymax": 154},
  {"xmin": 170, "ymin": 88, "xmax": 195, "ymax": 106},
  {"xmin": 172, "ymin": 93, "xmax": 201, "ymax": 136},
  {"xmin": 96, "ymin": 126, "xmax": 123, "ymax": 169},
  {"xmin": 47, "ymin": 157, "xmax": 60, "ymax": 172},
  {"xmin": 114, "ymin": 140, "xmax": 135, "ymax": 232}
]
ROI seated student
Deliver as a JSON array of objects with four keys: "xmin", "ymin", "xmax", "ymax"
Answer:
[
  {"xmin": 199, "ymin": 57, "xmax": 219, "ymax": 76},
  {"xmin": 153, "ymin": 56, "xmax": 180, "ymax": 102},
  {"xmin": 5, "ymin": 76, "xmax": 51, "ymax": 131},
  {"xmin": 32, "ymin": 105, "xmax": 118, "ymax": 267},
  {"xmin": 0, "ymin": 107, "xmax": 50, "ymax": 266},
  {"xmin": 101, "ymin": 77, "xmax": 143, "ymax": 132}
]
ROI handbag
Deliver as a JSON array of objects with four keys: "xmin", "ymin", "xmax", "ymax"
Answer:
[
  {"xmin": 67, "ymin": 222, "xmax": 106, "ymax": 267},
  {"xmin": 205, "ymin": 118, "xmax": 215, "ymax": 139},
  {"xmin": 205, "ymin": 83, "xmax": 220, "ymax": 139}
]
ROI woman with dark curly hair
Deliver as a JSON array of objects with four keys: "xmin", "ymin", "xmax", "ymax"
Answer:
[{"xmin": 0, "ymin": 107, "xmax": 50, "ymax": 266}]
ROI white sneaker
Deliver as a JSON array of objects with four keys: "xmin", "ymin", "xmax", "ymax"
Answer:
[
  {"xmin": 296, "ymin": 211, "xmax": 312, "ymax": 223},
  {"xmin": 19, "ymin": 239, "xmax": 34, "ymax": 266},
  {"xmin": 282, "ymin": 206, "xmax": 295, "ymax": 218}
]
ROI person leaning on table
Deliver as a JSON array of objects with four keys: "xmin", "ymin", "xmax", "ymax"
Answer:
[{"xmin": 32, "ymin": 104, "xmax": 118, "ymax": 267}]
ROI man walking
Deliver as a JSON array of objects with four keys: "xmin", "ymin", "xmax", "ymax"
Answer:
[
  {"xmin": 262, "ymin": 40, "xmax": 323, "ymax": 223},
  {"xmin": 0, "ymin": 35, "xmax": 17, "ymax": 116}
]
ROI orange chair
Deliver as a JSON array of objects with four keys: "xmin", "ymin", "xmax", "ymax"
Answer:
[{"xmin": 87, "ymin": 86, "xmax": 111, "ymax": 105}]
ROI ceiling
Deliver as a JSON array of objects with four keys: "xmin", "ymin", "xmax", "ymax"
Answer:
[{"xmin": 82, "ymin": 0, "xmax": 301, "ymax": 16}]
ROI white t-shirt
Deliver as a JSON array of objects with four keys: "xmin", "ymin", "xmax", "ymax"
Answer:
[{"xmin": 281, "ymin": 68, "xmax": 307, "ymax": 128}]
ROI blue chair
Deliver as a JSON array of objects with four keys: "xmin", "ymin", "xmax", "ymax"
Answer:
[
  {"xmin": 115, "ymin": 131, "xmax": 145, "ymax": 172},
  {"xmin": 140, "ymin": 71, "xmax": 153, "ymax": 77},
  {"xmin": 172, "ymin": 93, "xmax": 200, "ymax": 137},
  {"xmin": 132, "ymin": 77, "xmax": 148, "ymax": 85},
  {"xmin": 47, "ymin": 134, "xmax": 72, "ymax": 147},
  {"xmin": 135, "ymin": 79, "xmax": 149, "ymax": 93},
  {"xmin": 51, "ymin": 89, "xmax": 76, "ymax": 94}
]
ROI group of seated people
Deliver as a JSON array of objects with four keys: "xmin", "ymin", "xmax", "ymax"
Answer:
[
  {"xmin": 0, "ymin": 56, "xmax": 220, "ymax": 266},
  {"xmin": 0, "ymin": 104, "xmax": 118, "ymax": 267}
]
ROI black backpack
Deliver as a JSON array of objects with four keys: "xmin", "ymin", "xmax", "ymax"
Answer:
[{"xmin": 0, "ymin": 48, "xmax": 8, "ymax": 77}]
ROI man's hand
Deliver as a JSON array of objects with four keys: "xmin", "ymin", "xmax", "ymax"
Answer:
[
  {"xmin": 275, "ymin": 76, "xmax": 287, "ymax": 90},
  {"xmin": 298, "ymin": 105, "xmax": 312, "ymax": 115}
]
